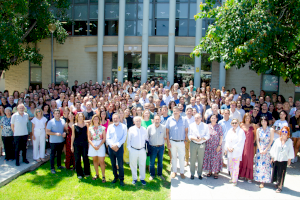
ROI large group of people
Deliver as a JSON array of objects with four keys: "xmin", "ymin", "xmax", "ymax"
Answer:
[{"xmin": 0, "ymin": 78, "xmax": 298, "ymax": 193}]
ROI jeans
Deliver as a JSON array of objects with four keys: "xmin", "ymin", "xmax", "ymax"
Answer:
[
  {"xmin": 149, "ymin": 145, "xmax": 164, "ymax": 177},
  {"xmin": 50, "ymin": 142, "xmax": 64, "ymax": 170},
  {"xmin": 74, "ymin": 143, "xmax": 90, "ymax": 177},
  {"xmin": 14, "ymin": 135, "xmax": 28, "ymax": 164},
  {"xmin": 2, "ymin": 136, "xmax": 15, "ymax": 160},
  {"xmin": 108, "ymin": 145, "xmax": 124, "ymax": 180}
]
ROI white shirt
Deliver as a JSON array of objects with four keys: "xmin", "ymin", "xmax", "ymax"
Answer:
[
  {"xmin": 129, "ymin": 92, "xmax": 136, "ymax": 99},
  {"xmin": 139, "ymin": 97, "xmax": 149, "ymax": 106},
  {"xmin": 31, "ymin": 117, "xmax": 48, "ymax": 130},
  {"xmin": 127, "ymin": 126, "xmax": 148, "ymax": 151},
  {"xmin": 221, "ymin": 91, "xmax": 226, "ymax": 97},
  {"xmin": 224, "ymin": 127, "xmax": 246, "ymax": 159},
  {"xmin": 270, "ymin": 138, "xmax": 294, "ymax": 162},
  {"xmin": 163, "ymin": 95, "xmax": 172, "ymax": 106},
  {"xmin": 106, "ymin": 123, "xmax": 127, "ymax": 148},
  {"xmin": 147, "ymin": 93, "xmax": 158, "ymax": 100},
  {"xmin": 188, "ymin": 122, "xmax": 210, "ymax": 144},
  {"xmin": 11, "ymin": 112, "xmax": 29, "ymax": 136},
  {"xmin": 218, "ymin": 118, "xmax": 232, "ymax": 141},
  {"xmin": 236, "ymin": 108, "xmax": 245, "ymax": 119},
  {"xmin": 68, "ymin": 101, "xmax": 74, "ymax": 108},
  {"xmin": 273, "ymin": 120, "xmax": 289, "ymax": 140},
  {"xmin": 229, "ymin": 109, "xmax": 242, "ymax": 122},
  {"xmin": 56, "ymin": 99, "xmax": 63, "ymax": 108},
  {"xmin": 185, "ymin": 116, "xmax": 195, "ymax": 125},
  {"xmin": 164, "ymin": 85, "xmax": 171, "ymax": 90},
  {"xmin": 233, "ymin": 94, "xmax": 239, "ymax": 101}
]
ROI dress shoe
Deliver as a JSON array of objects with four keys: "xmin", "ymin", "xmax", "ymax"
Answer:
[
  {"xmin": 190, "ymin": 175, "xmax": 194, "ymax": 180},
  {"xmin": 23, "ymin": 160, "xmax": 29, "ymax": 164},
  {"xmin": 120, "ymin": 180, "xmax": 125, "ymax": 186},
  {"xmin": 112, "ymin": 178, "xmax": 118, "ymax": 184},
  {"xmin": 198, "ymin": 176, "xmax": 203, "ymax": 180}
]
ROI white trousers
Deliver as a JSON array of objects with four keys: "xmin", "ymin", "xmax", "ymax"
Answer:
[
  {"xmin": 129, "ymin": 148, "xmax": 146, "ymax": 181},
  {"xmin": 33, "ymin": 128, "xmax": 46, "ymax": 160},
  {"xmin": 170, "ymin": 140, "xmax": 185, "ymax": 174}
]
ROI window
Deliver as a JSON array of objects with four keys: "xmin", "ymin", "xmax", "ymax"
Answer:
[
  {"xmin": 55, "ymin": 60, "xmax": 68, "ymax": 85},
  {"xmin": 29, "ymin": 62, "xmax": 42, "ymax": 89},
  {"xmin": 153, "ymin": 2, "xmax": 169, "ymax": 36},
  {"xmin": 262, "ymin": 73, "xmax": 279, "ymax": 97},
  {"xmin": 295, "ymin": 86, "xmax": 300, "ymax": 101},
  {"xmin": 105, "ymin": 1, "xmax": 119, "ymax": 35}
]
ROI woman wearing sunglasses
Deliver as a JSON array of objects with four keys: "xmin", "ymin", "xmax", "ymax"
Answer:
[
  {"xmin": 270, "ymin": 126, "xmax": 294, "ymax": 193},
  {"xmin": 254, "ymin": 117, "xmax": 274, "ymax": 188},
  {"xmin": 224, "ymin": 118, "xmax": 246, "ymax": 186}
]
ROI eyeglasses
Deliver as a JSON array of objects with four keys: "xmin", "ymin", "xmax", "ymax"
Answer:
[
  {"xmin": 231, "ymin": 122, "xmax": 238, "ymax": 125},
  {"xmin": 37, "ymin": 111, "xmax": 41, "ymax": 113},
  {"xmin": 281, "ymin": 130, "xmax": 288, "ymax": 134},
  {"xmin": 254, "ymin": 109, "xmax": 259, "ymax": 111}
]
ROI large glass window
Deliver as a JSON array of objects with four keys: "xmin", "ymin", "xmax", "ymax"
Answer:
[
  {"xmin": 175, "ymin": 1, "xmax": 197, "ymax": 36},
  {"xmin": 295, "ymin": 86, "xmax": 300, "ymax": 101},
  {"xmin": 262, "ymin": 73, "xmax": 279, "ymax": 97},
  {"xmin": 153, "ymin": 2, "xmax": 169, "ymax": 36},
  {"xmin": 105, "ymin": 1, "xmax": 119, "ymax": 35},
  {"xmin": 55, "ymin": 60, "xmax": 68, "ymax": 85},
  {"xmin": 30, "ymin": 62, "xmax": 42, "ymax": 89}
]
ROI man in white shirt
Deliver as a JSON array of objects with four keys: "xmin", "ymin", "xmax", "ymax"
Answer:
[
  {"xmin": 55, "ymin": 92, "xmax": 65, "ymax": 108},
  {"xmin": 147, "ymin": 88, "xmax": 158, "ymax": 100},
  {"xmin": 106, "ymin": 114, "xmax": 127, "ymax": 186},
  {"xmin": 218, "ymin": 109, "xmax": 232, "ymax": 167},
  {"xmin": 184, "ymin": 108, "xmax": 195, "ymax": 166},
  {"xmin": 127, "ymin": 116, "xmax": 148, "ymax": 186},
  {"xmin": 236, "ymin": 101, "xmax": 245, "ymax": 119},
  {"xmin": 188, "ymin": 113, "xmax": 210, "ymax": 180},
  {"xmin": 163, "ymin": 89, "xmax": 172, "ymax": 106},
  {"xmin": 139, "ymin": 90, "xmax": 149, "ymax": 106},
  {"xmin": 229, "ymin": 101, "xmax": 242, "ymax": 122}
]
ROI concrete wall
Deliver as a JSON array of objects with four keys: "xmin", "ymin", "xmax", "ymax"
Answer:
[
  {"xmin": 103, "ymin": 52, "xmax": 112, "ymax": 83},
  {"xmin": 279, "ymin": 78, "xmax": 295, "ymax": 101},
  {"xmin": 211, "ymin": 61, "xmax": 220, "ymax": 89},
  {"xmin": 5, "ymin": 61, "xmax": 29, "ymax": 93},
  {"xmin": 225, "ymin": 63, "xmax": 261, "ymax": 95},
  {"xmin": 0, "ymin": 72, "xmax": 5, "ymax": 92}
]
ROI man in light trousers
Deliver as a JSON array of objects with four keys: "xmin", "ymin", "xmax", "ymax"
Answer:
[
  {"xmin": 166, "ymin": 106, "xmax": 189, "ymax": 179},
  {"xmin": 188, "ymin": 113, "xmax": 210, "ymax": 180},
  {"xmin": 127, "ymin": 116, "xmax": 148, "ymax": 185}
]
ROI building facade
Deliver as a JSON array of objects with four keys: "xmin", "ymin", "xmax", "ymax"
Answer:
[{"xmin": 2, "ymin": 0, "xmax": 300, "ymax": 100}]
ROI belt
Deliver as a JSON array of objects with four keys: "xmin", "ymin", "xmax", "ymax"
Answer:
[
  {"xmin": 151, "ymin": 144, "xmax": 164, "ymax": 147},
  {"xmin": 171, "ymin": 139, "xmax": 184, "ymax": 142},
  {"xmin": 192, "ymin": 141, "xmax": 205, "ymax": 145},
  {"xmin": 131, "ymin": 146, "xmax": 144, "ymax": 150}
]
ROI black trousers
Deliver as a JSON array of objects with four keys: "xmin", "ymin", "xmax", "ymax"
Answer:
[
  {"xmin": 2, "ymin": 136, "xmax": 15, "ymax": 160},
  {"xmin": 272, "ymin": 161, "xmax": 288, "ymax": 187},
  {"xmin": 50, "ymin": 142, "xmax": 64, "ymax": 170},
  {"xmin": 108, "ymin": 145, "xmax": 124, "ymax": 180},
  {"xmin": 74, "ymin": 143, "xmax": 90, "ymax": 177},
  {"xmin": 14, "ymin": 135, "xmax": 28, "ymax": 164}
]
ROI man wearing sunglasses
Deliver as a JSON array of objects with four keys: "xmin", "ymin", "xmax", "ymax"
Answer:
[{"xmin": 251, "ymin": 106, "xmax": 260, "ymax": 124}]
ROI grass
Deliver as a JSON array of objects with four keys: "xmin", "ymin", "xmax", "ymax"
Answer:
[{"xmin": 0, "ymin": 151, "xmax": 171, "ymax": 200}]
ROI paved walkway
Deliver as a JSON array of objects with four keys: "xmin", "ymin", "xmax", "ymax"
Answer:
[
  {"xmin": 171, "ymin": 157, "xmax": 300, "ymax": 200},
  {"xmin": 0, "ymin": 146, "xmax": 50, "ymax": 187}
]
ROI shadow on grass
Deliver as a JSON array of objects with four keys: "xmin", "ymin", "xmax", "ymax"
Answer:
[{"xmin": 26, "ymin": 152, "xmax": 171, "ymax": 192}]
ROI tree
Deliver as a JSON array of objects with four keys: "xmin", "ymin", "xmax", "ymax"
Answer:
[
  {"xmin": 0, "ymin": 0, "xmax": 70, "ymax": 70},
  {"xmin": 191, "ymin": 0, "xmax": 300, "ymax": 85}
]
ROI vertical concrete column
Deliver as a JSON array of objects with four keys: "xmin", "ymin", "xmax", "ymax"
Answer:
[
  {"xmin": 141, "ymin": 0, "xmax": 149, "ymax": 84},
  {"xmin": 194, "ymin": 0, "xmax": 203, "ymax": 88},
  {"xmin": 219, "ymin": 0, "xmax": 226, "ymax": 89},
  {"xmin": 117, "ymin": 0, "xmax": 125, "ymax": 83},
  {"xmin": 167, "ymin": 0, "xmax": 176, "ymax": 85},
  {"xmin": 97, "ymin": 0, "xmax": 105, "ymax": 83}
]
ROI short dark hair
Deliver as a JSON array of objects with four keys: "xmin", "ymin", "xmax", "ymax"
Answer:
[
  {"xmin": 259, "ymin": 116, "xmax": 269, "ymax": 126},
  {"xmin": 241, "ymin": 86, "xmax": 246, "ymax": 90}
]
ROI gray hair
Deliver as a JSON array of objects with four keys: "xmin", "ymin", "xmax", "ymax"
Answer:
[
  {"xmin": 133, "ymin": 116, "xmax": 142, "ymax": 122},
  {"xmin": 17, "ymin": 103, "xmax": 25, "ymax": 109},
  {"xmin": 4, "ymin": 107, "xmax": 12, "ymax": 113},
  {"xmin": 211, "ymin": 104, "xmax": 218, "ymax": 109}
]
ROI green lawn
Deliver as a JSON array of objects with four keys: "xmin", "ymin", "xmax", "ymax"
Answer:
[{"xmin": 0, "ymin": 151, "xmax": 171, "ymax": 200}]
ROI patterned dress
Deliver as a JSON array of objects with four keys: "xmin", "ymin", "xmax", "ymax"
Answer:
[
  {"xmin": 254, "ymin": 127, "xmax": 272, "ymax": 183},
  {"xmin": 202, "ymin": 124, "xmax": 223, "ymax": 173},
  {"xmin": 65, "ymin": 125, "xmax": 75, "ymax": 169}
]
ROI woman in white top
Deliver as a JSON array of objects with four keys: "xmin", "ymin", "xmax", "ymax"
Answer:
[
  {"xmin": 224, "ymin": 118, "xmax": 246, "ymax": 186},
  {"xmin": 270, "ymin": 126, "xmax": 294, "ymax": 193},
  {"xmin": 231, "ymin": 88, "xmax": 239, "ymax": 102},
  {"xmin": 273, "ymin": 110, "xmax": 289, "ymax": 140},
  {"xmin": 31, "ymin": 108, "xmax": 48, "ymax": 162}
]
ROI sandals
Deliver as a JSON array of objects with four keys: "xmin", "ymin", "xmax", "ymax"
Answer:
[
  {"xmin": 102, "ymin": 177, "xmax": 106, "ymax": 183},
  {"xmin": 247, "ymin": 179, "xmax": 252, "ymax": 183},
  {"xmin": 92, "ymin": 175, "xmax": 99, "ymax": 180},
  {"xmin": 214, "ymin": 174, "xmax": 219, "ymax": 179},
  {"xmin": 276, "ymin": 188, "xmax": 282, "ymax": 193},
  {"xmin": 207, "ymin": 173, "xmax": 212, "ymax": 177}
]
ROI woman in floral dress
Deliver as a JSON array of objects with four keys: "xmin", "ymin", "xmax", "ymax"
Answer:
[
  {"xmin": 203, "ymin": 114, "xmax": 223, "ymax": 178},
  {"xmin": 254, "ymin": 117, "xmax": 274, "ymax": 188}
]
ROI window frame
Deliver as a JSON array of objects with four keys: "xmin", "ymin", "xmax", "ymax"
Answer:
[
  {"xmin": 261, "ymin": 73, "xmax": 280, "ymax": 96},
  {"xmin": 29, "ymin": 62, "xmax": 42, "ymax": 89},
  {"xmin": 55, "ymin": 60, "xmax": 69, "ymax": 85}
]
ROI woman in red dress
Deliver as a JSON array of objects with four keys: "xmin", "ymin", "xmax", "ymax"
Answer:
[
  {"xmin": 239, "ymin": 113, "xmax": 256, "ymax": 182},
  {"xmin": 64, "ymin": 112, "xmax": 75, "ymax": 169}
]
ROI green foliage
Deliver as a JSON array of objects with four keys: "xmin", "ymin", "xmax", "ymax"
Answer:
[
  {"xmin": 0, "ymin": 0, "xmax": 70, "ymax": 70},
  {"xmin": 191, "ymin": 0, "xmax": 300, "ymax": 85}
]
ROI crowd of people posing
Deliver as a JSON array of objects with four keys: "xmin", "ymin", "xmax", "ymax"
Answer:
[{"xmin": 0, "ymin": 79, "xmax": 298, "ymax": 193}]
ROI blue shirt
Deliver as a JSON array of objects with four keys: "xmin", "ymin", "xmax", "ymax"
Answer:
[
  {"xmin": 160, "ymin": 100, "xmax": 166, "ymax": 106},
  {"xmin": 160, "ymin": 115, "xmax": 170, "ymax": 125},
  {"xmin": 186, "ymin": 104, "xmax": 199, "ymax": 113},
  {"xmin": 195, "ymin": 104, "xmax": 203, "ymax": 114},
  {"xmin": 218, "ymin": 118, "xmax": 232, "ymax": 141},
  {"xmin": 106, "ymin": 123, "xmax": 127, "ymax": 148},
  {"xmin": 166, "ymin": 116, "xmax": 188, "ymax": 140},
  {"xmin": 46, "ymin": 118, "xmax": 65, "ymax": 143},
  {"xmin": 221, "ymin": 104, "xmax": 230, "ymax": 110}
]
